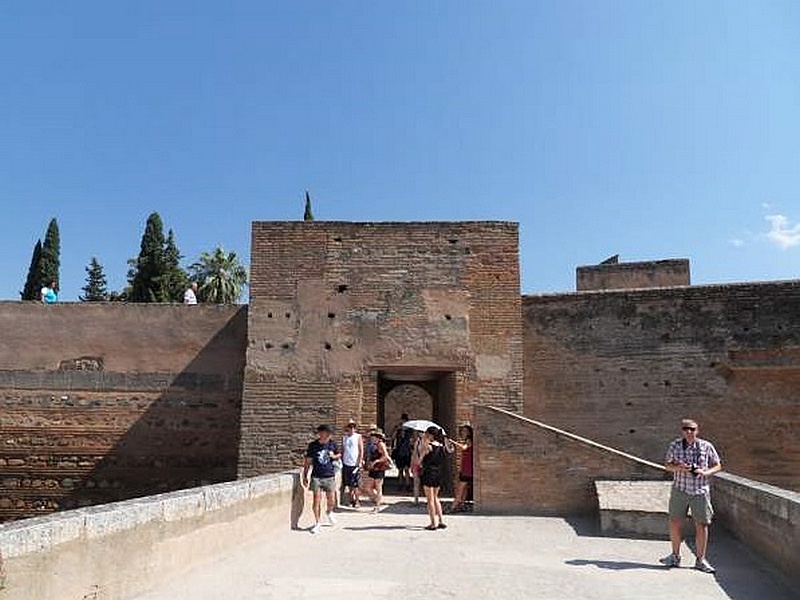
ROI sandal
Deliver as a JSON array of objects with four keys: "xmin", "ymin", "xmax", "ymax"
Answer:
[
  {"xmin": 425, "ymin": 524, "xmax": 437, "ymax": 530},
  {"xmin": 437, "ymin": 523, "xmax": 447, "ymax": 529}
]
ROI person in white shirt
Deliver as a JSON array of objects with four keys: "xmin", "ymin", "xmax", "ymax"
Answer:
[
  {"xmin": 183, "ymin": 282, "xmax": 198, "ymax": 305},
  {"xmin": 341, "ymin": 419, "xmax": 364, "ymax": 507}
]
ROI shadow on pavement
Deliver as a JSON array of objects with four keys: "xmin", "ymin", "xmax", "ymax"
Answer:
[
  {"xmin": 565, "ymin": 559, "xmax": 665, "ymax": 571},
  {"xmin": 343, "ymin": 525, "xmax": 426, "ymax": 532}
]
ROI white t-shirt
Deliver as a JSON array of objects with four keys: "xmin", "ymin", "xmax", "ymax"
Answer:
[
  {"xmin": 342, "ymin": 432, "xmax": 362, "ymax": 467},
  {"xmin": 183, "ymin": 287, "xmax": 197, "ymax": 305}
]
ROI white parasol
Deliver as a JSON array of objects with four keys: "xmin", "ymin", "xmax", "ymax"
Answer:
[{"xmin": 402, "ymin": 419, "xmax": 446, "ymax": 436}]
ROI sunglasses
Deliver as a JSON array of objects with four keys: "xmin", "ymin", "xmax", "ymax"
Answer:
[{"xmin": 682, "ymin": 426, "xmax": 697, "ymax": 431}]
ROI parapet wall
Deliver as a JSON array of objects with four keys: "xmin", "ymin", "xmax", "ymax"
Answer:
[
  {"xmin": 576, "ymin": 258, "xmax": 690, "ymax": 291},
  {"xmin": 0, "ymin": 302, "xmax": 247, "ymax": 521},
  {"xmin": 0, "ymin": 471, "xmax": 302, "ymax": 600},
  {"xmin": 474, "ymin": 406, "xmax": 666, "ymax": 515},
  {"xmin": 523, "ymin": 280, "xmax": 800, "ymax": 491},
  {"xmin": 713, "ymin": 472, "xmax": 800, "ymax": 584}
]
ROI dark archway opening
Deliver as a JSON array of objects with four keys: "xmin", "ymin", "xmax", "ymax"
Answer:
[{"xmin": 374, "ymin": 368, "xmax": 457, "ymax": 495}]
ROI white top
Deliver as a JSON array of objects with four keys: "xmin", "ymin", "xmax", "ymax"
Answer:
[
  {"xmin": 183, "ymin": 287, "xmax": 198, "ymax": 304},
  {"xmin": 342, "ymin": 432, "xmax": 362, "ymax": 467}
]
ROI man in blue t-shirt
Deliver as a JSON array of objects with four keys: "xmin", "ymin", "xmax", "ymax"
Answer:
[{"xmin": 302, "ymin": 424, "xmax": 341, "ymax": 534}]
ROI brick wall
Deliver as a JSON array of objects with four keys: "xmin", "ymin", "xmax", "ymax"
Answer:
[
  {"xmin": 0, "ymin": 302, "xmax": 246, "ymax": 521},
  {"xmin": 576, "ymin": 259, "xmax": 690, "ymax": 291},
  {"xmin": 239, "ymin": 221, "xmax": 523, "ymax": 476},
  {"xmin": 523, "ymin": 280, "xmax": 800, "ymax": 491},
  {"xmin": 475, "ymin": 406, "xmax": 666, "ymax": 515}
]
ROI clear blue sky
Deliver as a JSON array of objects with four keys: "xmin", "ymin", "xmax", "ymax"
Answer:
[{"xmin": 1, "ymin": 2, "xmax": 798, "ymax": 300}]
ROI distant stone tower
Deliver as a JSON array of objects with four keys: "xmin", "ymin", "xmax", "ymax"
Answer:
[{"xmin": 237, "ymin": 221, "xmax": 523, "ymax": 476}]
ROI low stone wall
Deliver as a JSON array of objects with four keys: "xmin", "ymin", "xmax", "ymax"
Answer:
[
  {"xmin": 475, "ymin": 406, "xmax": 667, "ymax": 515},
  {"xmin": 0, "ymin": 471, "xmax": 305, "ymax": 600},
  {"xmin": 713, "ymin": 472, "xmax": 800, "ymax": 583}
]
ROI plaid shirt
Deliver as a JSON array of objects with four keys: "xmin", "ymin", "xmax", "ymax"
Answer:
[{"xmin": 665, "ymin": 437, "xmax": 720, "ymax": 495}]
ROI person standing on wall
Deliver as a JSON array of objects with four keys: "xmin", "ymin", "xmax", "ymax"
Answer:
[
  {"xmin": 660, "ymin": 418, "xmax": 722, "ymax": 573},
  {"xmin": 302, "ymin": 424, "xmax": 341, "ymax": 534},
  {"xmin": 183, "ymin": 282, "xmax": 198, "ymax": 304},
  {"xmin": 341, "ymin": 419, "xmax": 364, "ymax": 508},
  {"xmin": 40, "ymin": 280, "xmax": 58, "ymax": 304}
]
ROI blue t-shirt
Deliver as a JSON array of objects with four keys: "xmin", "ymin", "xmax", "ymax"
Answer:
[
  {"xmin": 306, "ymin": 439, "xmax": 338, "ymax": 479},
  {"xmin": 43, "ymin": 287, "xmax": 57, "ymax": 303}
]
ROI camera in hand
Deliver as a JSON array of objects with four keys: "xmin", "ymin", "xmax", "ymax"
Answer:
[{"xmin": 690, "ymin": 464, "xmax": 699, "ymax": 476}]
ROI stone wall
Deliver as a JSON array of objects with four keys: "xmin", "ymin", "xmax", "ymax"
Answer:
[
  {"xmin": 239, "ymin": 221, "xmax": 523, "ymax": 476},
  {"xmin": 523, "ymin": 280, "xmax": 800, "ymax": 491},
  {"xmin": 474, "ymin": 406, "xmax": 666, "ymax": 515},
  {"xmin": 0, "ymin": 471, "xmax": 302, "ymax": 600},
  {"xmin": 576, "ymin": 259, "xmax": 690, "ymax": 291},
  {"xmin": 713, "ymin": 472, "xmax": 800, "ymax": 584},
  {"xmin": 0, "ymin": 302, "xmax": 247, "ymax": 521}
]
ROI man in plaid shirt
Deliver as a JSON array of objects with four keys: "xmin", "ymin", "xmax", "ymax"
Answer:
[{"xmin": 660, "ymin": 418, "xmax": 722, "ymax": 573}]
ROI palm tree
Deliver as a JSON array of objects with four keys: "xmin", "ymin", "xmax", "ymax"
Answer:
[{"xmin": 189, "ymin": 246, "xmax": 248, "ymax": 304}]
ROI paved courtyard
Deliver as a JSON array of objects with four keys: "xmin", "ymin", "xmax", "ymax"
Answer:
[{"xmin": 133, "ymin": 495, "xmax": 794, "ymax": 600}]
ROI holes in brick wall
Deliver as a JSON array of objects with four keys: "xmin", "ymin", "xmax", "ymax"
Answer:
[
  {"xmin": 328, "ymin": 312, "xmax": 336, "ymax": 319},
  {"xmin": 337, "ymin": 284, "xmax": 348, "ymax": 293},
  {"xmin": 285, "ymin": 312, "xmax": 291, "ymax": 319},
  {"xmin": 629, "ymin": 429, "xmax": 636, "ymax": 434},
  {"xmin": 709, "ymin": 361, "xmax": 717, "ymax": 368},
  {"xmin": 643, "ymin": 382, "xmax": 649, "ymax": 388},
  {"xmin": 448, "ymin": 238, "xmax": 458, "ymax": 244},
  {"xmin": 444, "ymin": 314, "xmax": 452, "ymax": 321},
  {"xmin": 333, "ymin": 236, "xmax": 342, "ymax": 242},
  {"xmin": 625, "ymin": 401, "xmax": 633, "ymax": 406},
  {"xmin": 660, "ymin": 333, "xmax": 671, "ymax": 343},
  {"xmin": 267, "ymin": 312, "xmax": 273, "ymax": 318},
  {"xmin": 663, "ymin": 380, "xmax": 671, "ymax": 387},
  {"xmin": 324, "ymin": 342, "xmax": 332, "ymax": 350},
  {"xmin": 265, "ymin": 342, "xmax": 273, "ymax": 350},
  {"xmin": 344, "ymin": 341, "xmax": 353, "ymax": 349},
  {"xmin": 281, "ymin": 342, "xmax": 290, "ymax": 350}
]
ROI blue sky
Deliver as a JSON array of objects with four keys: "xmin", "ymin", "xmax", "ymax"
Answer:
[{"xmin": 1, "ymin": 1, "xmax": 798, "ymax": 300}]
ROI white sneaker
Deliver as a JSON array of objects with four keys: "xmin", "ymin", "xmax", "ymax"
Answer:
[
  {"xmin": 659, "ymin": 553, "xmax": 681, "ymax": 568},
  {"xmin": 310, "ymin": 523, "xmax": 321, "ymax": 535},
  {"xmin": 695, "ymin": 558, "xmax": 716, "ymax": 573},
  {"xmin": 327, "ymin": 512, "xmax": 337, "ymax": 525}
]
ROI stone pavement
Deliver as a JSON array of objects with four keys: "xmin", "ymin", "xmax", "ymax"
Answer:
[{"xmin": 132, "ymin": 496, "xmax": 794, "ymax": 600}]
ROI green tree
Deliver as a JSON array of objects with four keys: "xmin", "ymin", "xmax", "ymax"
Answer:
[
  {"xmin": 162, "ymin": 229, "xmax": 189, "ymax": 302},
  {"xmin": 80, "ymin": 257, "xmax": 109, "ymax": 301},
  {"xmin": 20, "ymin": 239, "xmax": 43, "ymax": 300},
  {"xmin": 303, "ymin": 190, "xmax": 314, "ymax": 221},
  {"xmin": 39, "ymin": 218, "xmax": 60, "ymax": 288},
  {"xmin": 129, "ymin": 212, "xmax": 168, "ymax": 302},
  {"xmin": 189, "ymin": 246, "xmax": 248, "ymax": 304}
]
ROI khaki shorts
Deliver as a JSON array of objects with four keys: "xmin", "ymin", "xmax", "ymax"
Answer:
[
  {"xmin": 668, "ymin": 487, "xmax": 714, "ymax": 524},
  {"xmin": 310, "ymin": 476, "xmax": 336, "ymax": 493}
]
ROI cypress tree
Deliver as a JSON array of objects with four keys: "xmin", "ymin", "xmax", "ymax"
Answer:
[
  {"xmin": 162, "ymin": 229, "xmax": 189, "ymax": 302},
  {"xmin": 129, "ymin": 212, "xmax": 167, "ymax": 302},
  {"xmin": 39, "ymin": 218, "xmax": 60, "ymax": 288},
  {"xmin": 303, "ymin": 191, "xmax": 314, "ymax": 221},
  {"xmin": 20, "ymin": 240, "xmax": 43, "ymax": 300},
  {"xmin": 80, "ymin": 257, "xmax": 109, "ymax": 301}
]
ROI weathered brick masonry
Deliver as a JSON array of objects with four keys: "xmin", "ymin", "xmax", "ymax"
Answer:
[
  {"xmin": 0, "ymin": 303, "xmax": 246, "ymax": 521},
  {"xmin": 239, "ymin": 221, "xmax": 523, "ymax": 476},
  {"xmin": 523, "ymin": 281, "xmax": 800, "ymax": 491},
  {"xmin": 475, "ymin": 406, "xmax": 665, "ymax": 515}
]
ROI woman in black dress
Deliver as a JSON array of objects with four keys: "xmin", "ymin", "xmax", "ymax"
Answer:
[{"xmin": 421, "ymin": 425, "xmax": 447, "ymax": 530}]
